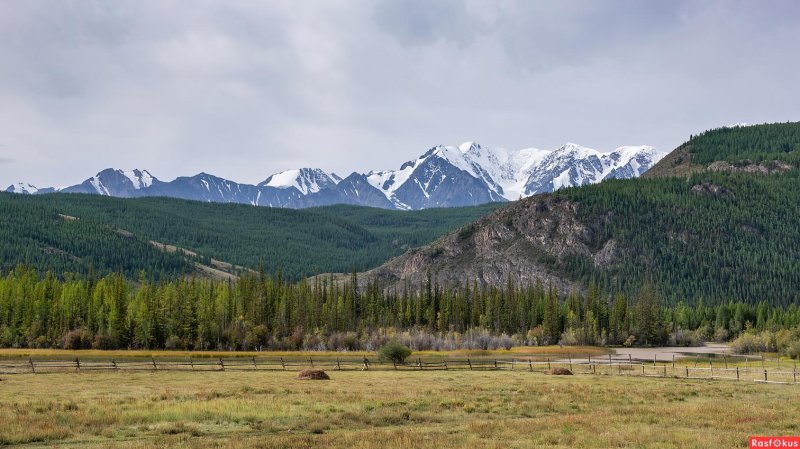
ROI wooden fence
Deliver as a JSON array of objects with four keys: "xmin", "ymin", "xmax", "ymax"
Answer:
[{"xmin": 1, "ymin": 354, "xmax": 797, "ymax": 384}]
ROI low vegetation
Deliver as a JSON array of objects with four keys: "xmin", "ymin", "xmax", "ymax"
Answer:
[
  {"xmin": 378, "ymin": 341, "xmax": 412, "ymax": 364},
  {"xmin": 0, "ymin": 369, "xmax": 798, "ymax": 448},
  {"xmin": 729, "ymin": 329, "xmax": 800, "ymax": 359}
]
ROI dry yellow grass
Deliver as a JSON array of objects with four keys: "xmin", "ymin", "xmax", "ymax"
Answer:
[
  {"xmin": 1, "ymin": 368, "xmax": 798, "ymax": 448},
  {"xmin": 0, "ymin": 345, "xmax": 610, "ymax": 360}
]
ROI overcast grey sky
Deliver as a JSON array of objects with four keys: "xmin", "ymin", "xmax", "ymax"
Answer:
[{"xmin": 1, "ymin": 0, "xmax": 798, "ymax": 187}]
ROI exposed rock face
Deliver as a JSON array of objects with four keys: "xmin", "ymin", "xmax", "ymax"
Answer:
[
  {"xmin": 366, "ymin": 194, "xmax": 618, "ymax": 291},
  {"xmin": 690, "ymin": 183, "xmax": 734, "ymax": 198},
  {"xmin": 706, "ymin": 160, "xmax": 793, "ymax": 175}
]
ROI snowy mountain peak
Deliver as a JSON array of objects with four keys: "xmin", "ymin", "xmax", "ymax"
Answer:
[
  {"xmin": 120, "ymin": 169, "xmax": 155, "ymax": 190},
  {"xmin": 5, "ymin": 182, "xmax": 39, "ymax": 194},
  {"xmin": 458, "ymin": 141, "xmax": 481, "ymax": 153},
  {"xmin": 5, "ymin": 141, "xmax": 662, "ymax": 210},
  {"xmin": 260, "ymin": 168, "xmax": 339, "ymax": 195}
]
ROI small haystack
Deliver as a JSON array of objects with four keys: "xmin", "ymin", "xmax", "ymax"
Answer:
[
  {"xmin": 297, "ymin": 369, "xmax": 330, "ymax": 380},
  {"xmin": 547, "ymin": 367, "xmax": 573, "ymax": 375}
]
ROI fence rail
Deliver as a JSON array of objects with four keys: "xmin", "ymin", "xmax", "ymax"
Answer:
[{"xmin": 1, "ymin": 355, "xmax": 797, "ymax": 384}]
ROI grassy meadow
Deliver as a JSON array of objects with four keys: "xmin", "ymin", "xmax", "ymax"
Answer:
[{"xmin": 1, "ymin": 366, "xmax": 798, "ymax": 448}]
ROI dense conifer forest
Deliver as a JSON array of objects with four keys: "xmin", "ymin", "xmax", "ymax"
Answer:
[
  {"xmin": 0, "ymin": 194, "xmax": 501, "ymax": 278},
  {"xmin": 686, "ymin": 121, "xmax": 800, "ymax": 165},
  {"xmin": 1, "ymin": 266, "xmax": 798, "ymax": 351},
  {"xmin": 558, "ymin": 169, "xmax": 800, "ymax": 306},
  {"xmin": 553, "ymin": 122, "xmax": 800, "ymax": 305}
]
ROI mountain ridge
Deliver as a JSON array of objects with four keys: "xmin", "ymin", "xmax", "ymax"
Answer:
[{"xmin": 6, "ymin": 141, "xmax": 662, "ymax": 210}]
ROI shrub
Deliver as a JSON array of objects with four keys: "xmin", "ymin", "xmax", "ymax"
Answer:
[
  {"xmin": 164, "ymin": 335, "xmax": 183, "ymax": 350},
  {"xmin": 669, "ymin": 329, "xmax": 705, "ymax": 347},
  {"xmin": 61, "ymin": 328, "xmax": 93, "ymax": 350},
  {"xmin": 786, "ymin": 340, "xmax": 800, "ymax": 360},
  {"xmin": 378, "ymin": 341, "xmax": 412, "ymax": 364},
  {"xmin": 730, "ymin": 332, "xmax": 770, "ymax": 354},
  {"xmin": 558, "ymin": 329, "xmax": 579, "ymax": 346}
]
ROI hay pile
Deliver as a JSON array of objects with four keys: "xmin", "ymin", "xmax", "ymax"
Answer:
[
  {"xmin": 547, "ymin": 367, "xmax": 573, "ymax": 375},
  {"xmin": 297, "ymin": 369, "xmax": 330, "ymax": 380}
]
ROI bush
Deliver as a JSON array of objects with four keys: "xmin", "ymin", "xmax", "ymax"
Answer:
[
  {"xmin": 669, "ymin": 329, "xmax": 705, "ymax": 347},
  {"xmin": 786, "ymin": 340, "xmax": 800, "ymax": 360},
  {"xmin": 730, "ymin": 332, "xmax": 771, "ymax": 354},
  {"xmin": 61, "ymin": 328, "xmax": 93, "ymax": 350},
  {"xmin": 558, "ymin": 330, "xmax": 579, "ymax": 346},
  {"xmin": 378, "ymin": 341, "xmax": 412, "ymax": 364}
]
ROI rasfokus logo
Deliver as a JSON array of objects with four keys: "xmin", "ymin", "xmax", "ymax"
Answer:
[{"xmin": 750, "ymin": 437, "xmax": 800, "ymax": 448}]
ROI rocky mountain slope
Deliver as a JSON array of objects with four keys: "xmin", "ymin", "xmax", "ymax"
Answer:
[
  {"xmin": 363, "ymin": 122, "xmax": 800, "ymax": 305},
  {"xmin": 5, "ymin": 142, "xmax": 661, "ymax": 210}
]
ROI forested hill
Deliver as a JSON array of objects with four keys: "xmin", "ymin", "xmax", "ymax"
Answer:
[
  {"xmin": 0, "ymin": 193, "xmax": 501, "ymax": 279},
  {"xmin": 644, "ymin": 121, "xmax": 800, "ymax": 178},
  {"xmin": 367, "ymin": 122, "xmax": 800, "ymax": 306}
]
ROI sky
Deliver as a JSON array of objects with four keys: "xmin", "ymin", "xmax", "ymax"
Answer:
[{"xmin": 1, "ymin": 0, "xmax": 798, "ymax": 188}]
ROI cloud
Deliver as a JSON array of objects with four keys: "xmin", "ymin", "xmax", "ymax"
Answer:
[
  {"xmin": 0, "ymin": 1, "xmax": 798, "ymax": 188},
  {"xmin": 373, "ymin": 0, "xmax": 488, "ymax": 46}
]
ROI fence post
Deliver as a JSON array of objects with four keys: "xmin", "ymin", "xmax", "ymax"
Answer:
[
  {"xmin": 219, "ymin": 359, "xmax": 225, "ymax": 371},
  {"xmin": 336, "ymin": 359, "xmax": 341, "ymax": 371},
  {"xmin": 29, "ymin": 358, "xmax": 35, "ymax": 374},
  {"xmin": 723, "ymin": 355, "xmax": 728, "ymax": 369},
  {"xmin": 736, "ymin": 366, "xmax": 739, "ymax": 381},
  {"xmin": 641, "ymin": 363, "xmax": 645, "ymax": 376},
  {"xmin": 280, "ymin": 357, "xmax": 286, "ymax": 370},
  {"xmin": 685, "ymin": 366, "xmax": 689, "ymax": 378},
  {"xmin": 745, "ymin": 357, "xmax": 748, "ymax": 370},
  {"xmin": 568, "ymin": 356, "xmax": 573, "ymax": 372},
  {"xmin": 628, "ymin": 354, "xmax": 632, "ymax": 368},
  {"xmin": 663, "ymin": 365, "xmax": 666, "ymax": 377},
  {"xmin": 76, "ymin": 357, "xmax": 81, "ymax": 372},
  {"xmin": 709, "ymin": 360, "xmax": 713, "ymax": 379},
  {"xmin": 309, "ymin": 358, "xmax": 314, "ymax": 368},
  {"xmin": 510, "ymin": 359, "xmax": 514, "ymax": 371},
  {"xmin": 190, "ymin": 358, "xmax": 194, "ymax": 371},
  {"xmin": 653, "ymin": 354, "xmax": 656, "ymax": 368},
  {"xmin": 528, "ymin": 358, "xmax": 532, "ymax": 372},
  {"xmin": 444, "ymin": 361, "xmax": 448, "ymax": 371},
  {"xmin": 547, "ymin": 358, "xmax": 551, "ymax": 371},
  {"xmin": 793, "ymin": 362, "xmax": 797, "ymax": 383},
  {"xmin": 419, "ymin": 358, "xmax": 423, "ymax": 370},
  {"xmin": 764, "ymin": 369, "xmax": 768, "ymax": 382},
  {"xmin": 151, "ymin": 358, "xmax": 157, "ymax": 371},
  {"xmin": 467, "ymin": 358, "xmax": 472, "ymax": 371},
  {"xmin": 253, "ymin": 357, "xmax": 258, "ymax": 369},
  {"xmin": 112, "ymin": 359, "xmax": 118, "ymax": 371},
  {"xmin": 496, "ymin": 359, "xmax": 499, "ymax": 370},
  {"xmin": 672, "ymin": 354, "xmax": 675, "ymax": 369}
]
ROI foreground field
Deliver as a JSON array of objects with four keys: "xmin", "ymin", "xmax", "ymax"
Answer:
[{"xmin": 1, "ymin": 370, "xmax": 798, "ymax": 448}]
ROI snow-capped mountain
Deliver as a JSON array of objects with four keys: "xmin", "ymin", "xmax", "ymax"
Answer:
[
  {"xmin": 60, "ymin": 169, "xmax": 158, "ymax": 197},
  {"xmin": 7, "ymin": 182, "xmax": 42, "ymax": 194},
  {"xmin": 522, "ymin": 143, "xmax": 660, "ymax": 195},
  {"xmin": 4, "ymin": 142, "xmax": 663, "ymax": 210},
  {"xmin": 365, "ymin": 142, "xmax": 661, "ymax": 208},
  {"xmin": 259, "ymin": 168, "xmax": 340, "ymax": 195}
]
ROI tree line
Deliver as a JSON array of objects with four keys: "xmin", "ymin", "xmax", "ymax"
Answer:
[{"xmin": 1, "ymin": 266, "xmax": 798, "ymax": 351}]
